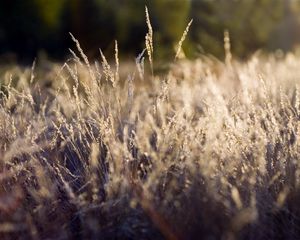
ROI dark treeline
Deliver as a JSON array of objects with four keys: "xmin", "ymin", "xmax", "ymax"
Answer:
[{"xmin": 0, "ymin": 0, "xmax": 300, "ymax": 63}]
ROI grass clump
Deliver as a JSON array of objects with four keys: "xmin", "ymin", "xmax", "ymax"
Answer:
[{"xmin": 1, "ymin": 15, "xmax": 300, "ymax": 240}]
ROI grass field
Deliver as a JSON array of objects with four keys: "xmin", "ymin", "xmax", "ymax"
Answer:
[{"xmin": 1, "ymin": 25, "xmax": 300, "ymax": 239}]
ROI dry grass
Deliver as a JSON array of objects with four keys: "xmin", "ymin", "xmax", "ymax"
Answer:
[{"xmin": 1, "ymin": 17, "xmax": 300, "ymax": 240}]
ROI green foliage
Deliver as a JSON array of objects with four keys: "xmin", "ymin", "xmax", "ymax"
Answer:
[
  {"xmin": 1, "ymin": 0, "xmax": 300, "ymax": 61},
  {"xmin": 151, "ymin": 0, "xmax": 190, "ymax": 59},
  {"xmin": 218, "ymin": 0, "xmax": 285, "ymax": 57},
  {"xmin": 33, "ymin": 0, "xmax": 66, "ymax": 30},
  {"xmin": 190, "ymin": 0, "xmax": 224, "ymax": 57}
]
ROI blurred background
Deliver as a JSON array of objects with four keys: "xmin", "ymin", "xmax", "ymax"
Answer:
[{"xmin": 1, "ymin": 0, "xmax": 300, "ymax": 64}]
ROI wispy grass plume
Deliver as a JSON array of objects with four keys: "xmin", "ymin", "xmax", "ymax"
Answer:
[{"xmin": 175, "ymin": 19, "xmax": 193, "ymax": 60}]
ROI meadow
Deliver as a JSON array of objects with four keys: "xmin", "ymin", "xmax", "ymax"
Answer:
[{"xmin": 1, "ymin": 18, "xmax": 300, "ymax": 240}]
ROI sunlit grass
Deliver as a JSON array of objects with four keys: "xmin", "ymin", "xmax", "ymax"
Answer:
[{"xmin": 1, "ymin": 13, "xmax": 300, "ymax": 240}]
